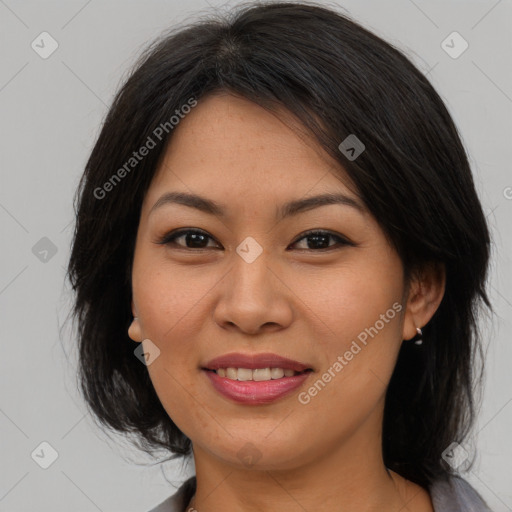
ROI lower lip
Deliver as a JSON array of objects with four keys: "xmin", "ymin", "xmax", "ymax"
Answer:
[{"xmin": 203, "ymin": 370, "xmax": 311, "ymax": 405}]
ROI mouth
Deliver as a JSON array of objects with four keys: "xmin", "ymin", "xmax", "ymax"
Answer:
[{"xmin": 201, "ymin": 352, "xmax": 314, "ymax": 404}]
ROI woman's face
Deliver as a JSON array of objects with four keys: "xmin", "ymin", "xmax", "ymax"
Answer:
[{"xmin": 129, "ymin": 92, "xmax": 414, "ymax": 470}]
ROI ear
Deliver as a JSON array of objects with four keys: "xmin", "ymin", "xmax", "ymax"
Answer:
[
  {"xmin": 128, "ymin": 299, "xmax": 143, "ymax": 342},
  {"xmin": 402, "ymin": 262, "xmax": 446, "ymax": 341}
]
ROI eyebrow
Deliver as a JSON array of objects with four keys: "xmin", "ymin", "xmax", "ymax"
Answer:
[{"xmin": 150, "ymin": 191, "xmax": 365, "ymax": 220}]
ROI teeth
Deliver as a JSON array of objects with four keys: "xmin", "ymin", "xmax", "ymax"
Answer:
[
  {"xmin": 226, "ymin": 367, "xmax": 238, "ymax": 380},
  {"xmin": 253, "ymin": 368, "xmax": 271, "ymax": 381},
  {"xmin": 214, "ymin": 367, "xmax": 303, "ymax": 381},
  {"xmin": 237, "ymin": 368, "xmax": 253, "ymax": 381},
  {"xmin": 270, "ymin": 368, "xmax": 284, "ymax": 379}
]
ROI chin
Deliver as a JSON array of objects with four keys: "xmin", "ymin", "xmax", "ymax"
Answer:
[{"xmin": 206, "ymin": 436, "xmax": 311, "ymax": 472}]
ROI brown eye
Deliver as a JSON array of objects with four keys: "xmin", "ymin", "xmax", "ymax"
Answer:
[
  {"xmin": 158, "ymin": 229, "xmax": 221, "ymax": 249},
  {"xmin": 289, "ymin": 230, "xmax": 353, "ymax": 251}
]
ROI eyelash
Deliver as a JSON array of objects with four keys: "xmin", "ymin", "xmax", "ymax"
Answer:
[{"xmin": 156, "ymin": 228, "xmax": 353, "ymax": 252}]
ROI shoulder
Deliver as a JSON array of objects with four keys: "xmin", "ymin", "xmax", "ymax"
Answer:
[
  {"xmin": 146, "ymin": 477, "xmax": 196, "ymax": 512},
  {"xmin": 429, "ymin": 474, "xmax": 494, "ymax": 512}
]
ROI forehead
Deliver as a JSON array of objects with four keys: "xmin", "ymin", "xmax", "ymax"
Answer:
[{"xmin": 144, "ymin": 93, "xmax": 358, "ymax": 212}]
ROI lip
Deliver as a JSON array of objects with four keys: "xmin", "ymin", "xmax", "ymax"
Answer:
[
  {"xmin": 203, "ymin": 352, "xmax": 313, "ymax": 372},
  {"xmin": 203, "ymin": 369, "xmax": 312, "ymax": 405}
]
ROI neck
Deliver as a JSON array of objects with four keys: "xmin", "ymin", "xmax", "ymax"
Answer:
[{"xmin": 186, "ymin": 412, "xmax": 433, "ymax": 512}]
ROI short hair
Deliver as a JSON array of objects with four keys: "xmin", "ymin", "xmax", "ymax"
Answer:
[{"xmin": 67, "ymin": 1, "xmax": 492, "ymax": 488}]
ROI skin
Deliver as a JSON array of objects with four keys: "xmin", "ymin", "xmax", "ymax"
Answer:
[{"xmin": 128, "ymin": 92, "xmax": 445, "ymax": 511}]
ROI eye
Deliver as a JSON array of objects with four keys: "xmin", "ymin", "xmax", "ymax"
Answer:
[
  {"xmin": 288, "ymin": 230, "xmax": 353, "ymax": 251},
  {"xmin": 156, "ymin": 228, "xmax": 353, "ymax": 251},
  {"xmin": 157, "ymin": 229, "xmax": 221, "ymax": 250}
]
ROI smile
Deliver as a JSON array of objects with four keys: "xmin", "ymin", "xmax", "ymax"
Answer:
[{"xmin": 209, "ymin": 367, "xmax": 309, "ymax": 381}]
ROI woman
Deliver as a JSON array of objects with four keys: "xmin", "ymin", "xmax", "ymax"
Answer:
[{"xmin": 67, "ymin": 2, "xmax": 494, "ymax": 511}]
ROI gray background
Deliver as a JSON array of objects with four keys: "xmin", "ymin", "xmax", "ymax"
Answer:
[{"xmin": 0, "ymin": 0, "xmax": 511, "ymax": 510}]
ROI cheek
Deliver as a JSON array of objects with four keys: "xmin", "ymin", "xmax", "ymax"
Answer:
[
  {"xmin": 133, "ymin": 251, "xmax": 210, "ymax": 346},
  {"xmin": 297, "ymin": 302, "xmax": 403, "ymax": 442},
  {"xmin": 297, "ymin": 253, "xmax": 404, "ymax": 409},
  {"xmin": 301, "ymin": 250, "xmax": 404, "ymax": 351},
  {"xmin": 132, "ymin": 261, "xmax": 214, "ymax": 436}
]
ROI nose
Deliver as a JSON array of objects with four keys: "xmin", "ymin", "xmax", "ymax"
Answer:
[{"xmin": 212, "ymin": 249, "xmax": 294, "ymax": 335}]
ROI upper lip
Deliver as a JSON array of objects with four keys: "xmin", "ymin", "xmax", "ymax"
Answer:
[{"xmin": 203, "ymin": 352, "xmax": 313, "ymax": 372}]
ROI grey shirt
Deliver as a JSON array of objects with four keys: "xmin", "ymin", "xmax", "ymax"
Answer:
[{"xmin": 147, "ymin": 475, "xmax": 494, "ymax": 511}]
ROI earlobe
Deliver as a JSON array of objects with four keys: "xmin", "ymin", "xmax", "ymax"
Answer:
[
  {"xmin": 401, "ymin": 262, "xmax": 446, "ymax": 341},
  {"xmin": 128, "ymin": 316, "xmax": 143, "ymax": 342}
]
